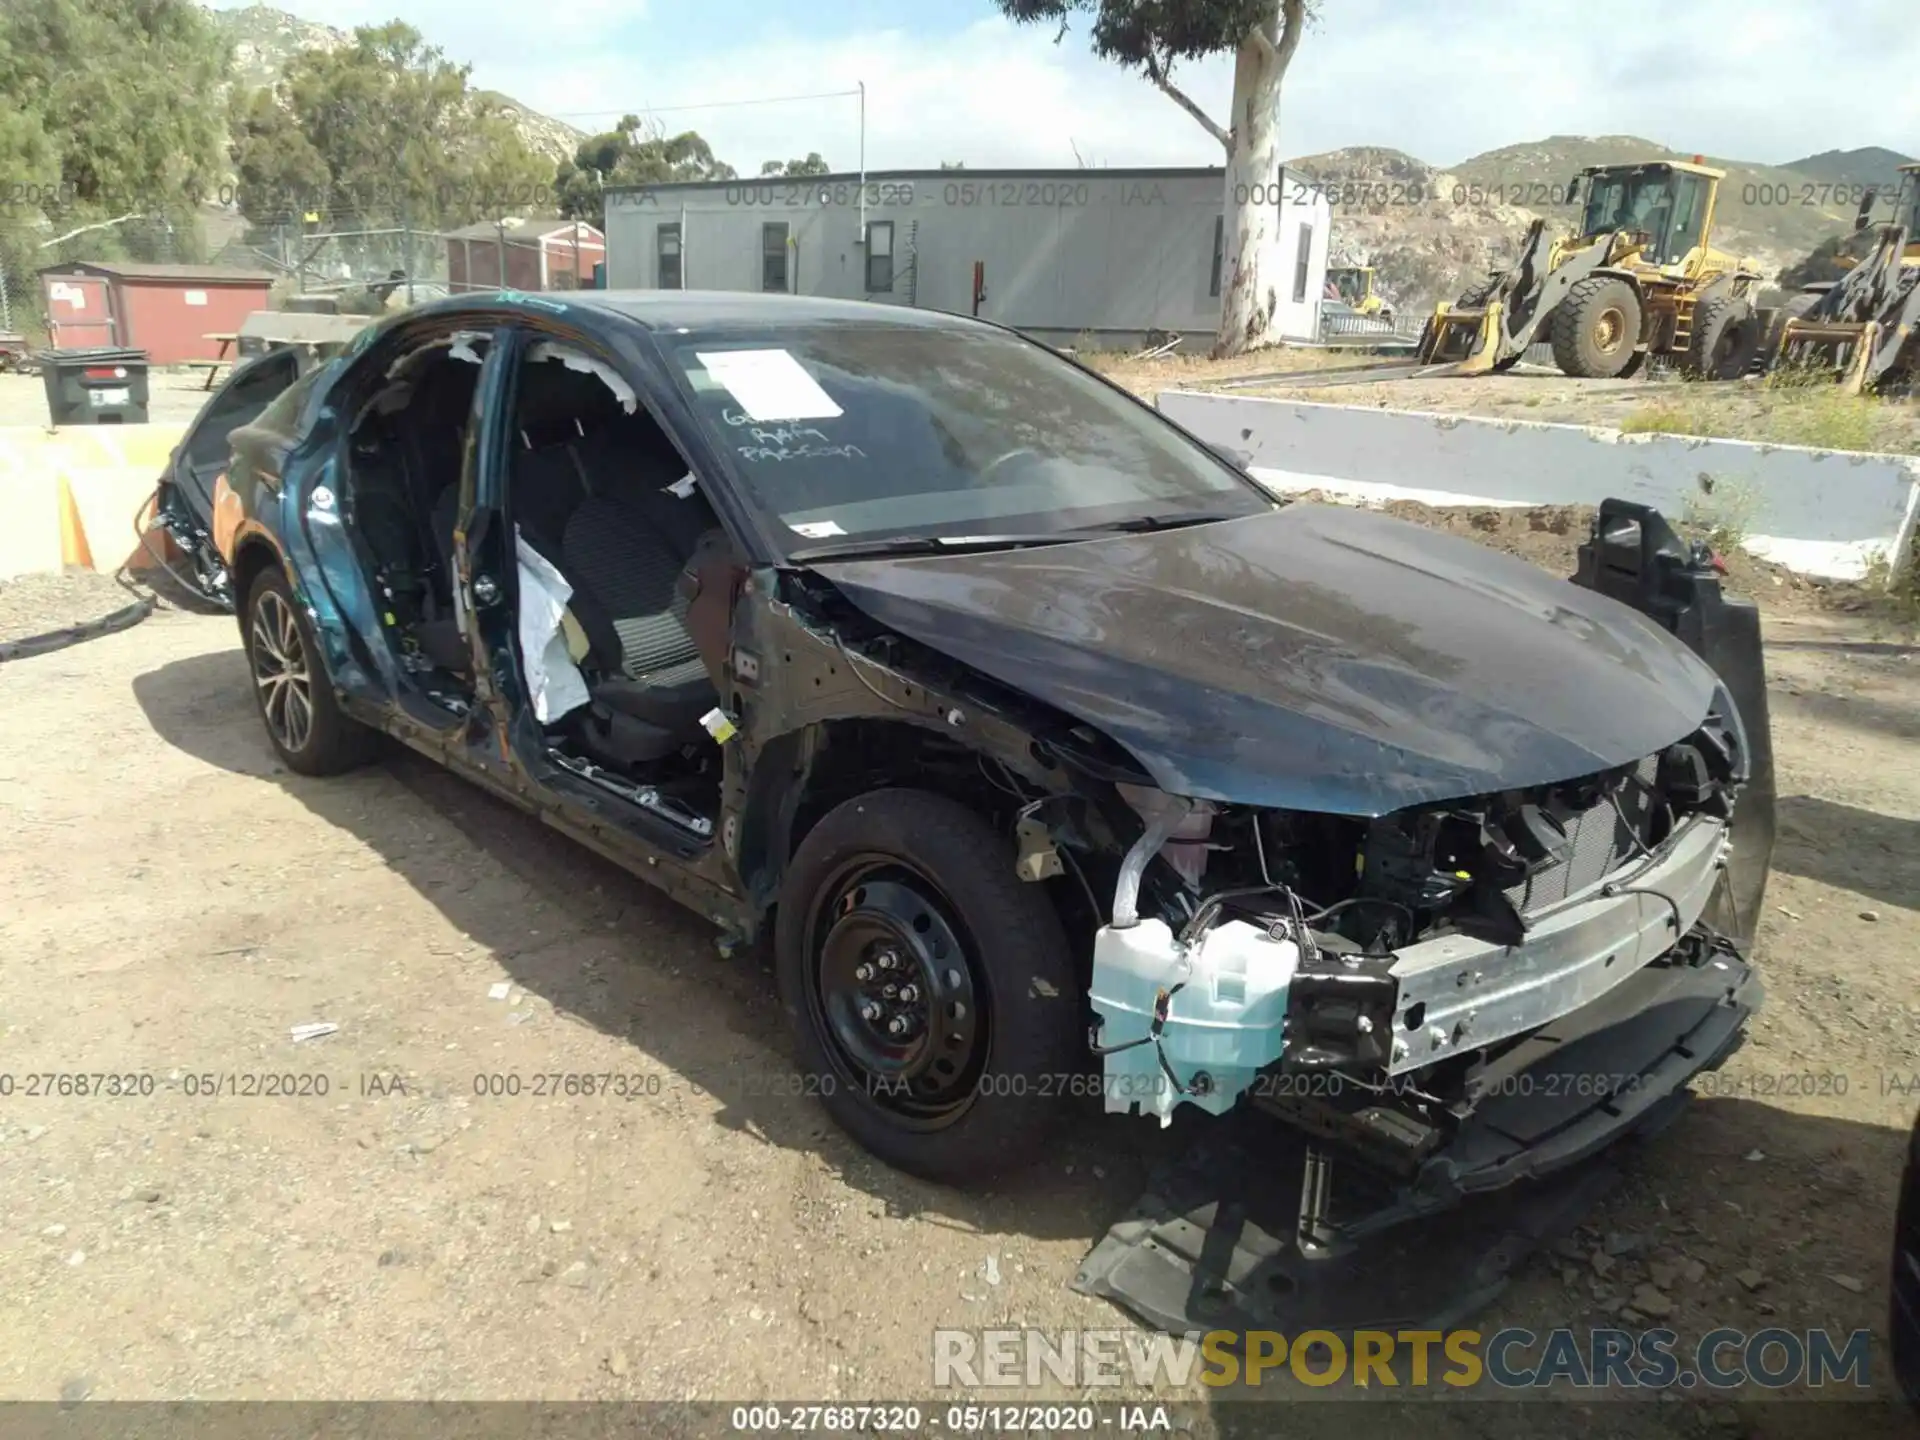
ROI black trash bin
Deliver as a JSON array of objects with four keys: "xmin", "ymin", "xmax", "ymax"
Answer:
[{"xmin": 38, "ymin": 346, "xmax": 151, "ymax": 425}]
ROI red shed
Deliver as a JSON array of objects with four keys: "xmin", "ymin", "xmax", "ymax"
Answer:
[
  {"xmin": 38, "ymin": 262, "xmax": 277, "ymax": 364},
  {"xmin": 446, "ymin": 217, "xmax": 605, "ymax": 294}
]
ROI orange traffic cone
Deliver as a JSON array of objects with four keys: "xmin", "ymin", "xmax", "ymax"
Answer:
[{"xmin": 57, "ymin": 476, "xmax": 95, "ymax": 571}]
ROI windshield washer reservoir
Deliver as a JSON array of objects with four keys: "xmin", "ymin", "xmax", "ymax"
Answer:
[{"xmin": 1090, "ymin": 918, "xmax": 1300, "ymax": 1126}]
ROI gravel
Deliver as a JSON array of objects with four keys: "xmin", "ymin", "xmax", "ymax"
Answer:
[{"xmin": 0, "ymin": 570, "xmax": 142, "ymax": 646}]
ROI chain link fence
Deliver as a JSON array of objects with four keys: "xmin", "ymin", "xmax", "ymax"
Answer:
[{"xmin": 0, "ymin": 203, "xmax": 600, "ymax": 351}]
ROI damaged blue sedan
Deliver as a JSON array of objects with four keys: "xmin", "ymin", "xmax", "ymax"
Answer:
[{"xmin": 152, "ymin": 293, "xmax": 1772, "ymax": 1312}]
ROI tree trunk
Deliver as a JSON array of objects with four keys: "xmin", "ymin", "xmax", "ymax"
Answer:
[{"xmin": 1214, "ymin": 31, "xmax": 1289, "ymax": 358}]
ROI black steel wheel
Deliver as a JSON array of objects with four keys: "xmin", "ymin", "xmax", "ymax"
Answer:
[
  {"xmin": 244, "ymin": 568, "xmax": 378, "ymax": 776},
  {"xmin": 775, "ymin": 788, "xmax": 1080, "ymax": 1185},
  {"xmin": 807, "ymin": 864, "xmax": 988, "ymax": 1126}
]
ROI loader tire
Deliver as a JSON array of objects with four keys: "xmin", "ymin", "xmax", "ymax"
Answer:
[
  {"xmin": 1553, "ymin": 276, "xmax": 1643, "ymax": 379},
  {"xmin": 1686, "ymin": 297, "xmax": 1763, "ymax": 380},
  {"xmin": 1763, "ymin": 289, "xmax": 1825, "ymax": 371}
]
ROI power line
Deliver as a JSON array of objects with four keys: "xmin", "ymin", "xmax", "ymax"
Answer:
[{"xmin": 543, "ymin": 87, "xmax": 862, "ymax": 121}]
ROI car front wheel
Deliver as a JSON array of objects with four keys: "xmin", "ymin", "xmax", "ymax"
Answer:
[
  {"xmin": 775, "ymin": 787, "xmax": 1081, "ymax": 1186},
  {"xmin": 244, "ymin": 568, "xmax": 378, "ymax": 775}
]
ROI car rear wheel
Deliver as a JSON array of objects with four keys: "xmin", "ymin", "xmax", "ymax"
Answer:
[
  {"xmin": 775, "ymin": 788, "xmax": 1080, "ymax": 1186},
  {"xmin": 244, "ymin": 568, "xmax": 378, "ymax": 775}
]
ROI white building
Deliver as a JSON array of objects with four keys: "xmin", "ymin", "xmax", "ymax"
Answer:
[{"xmin": 601, "ymin": 166, "xmax": 1332, "ymax": 350}]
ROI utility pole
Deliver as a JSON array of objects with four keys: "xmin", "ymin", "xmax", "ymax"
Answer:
[{"xmin": 496, "ymin": 220, "xmax": 508, "ymax": 287}]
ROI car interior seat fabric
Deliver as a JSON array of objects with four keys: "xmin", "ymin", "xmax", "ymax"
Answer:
[
  {"xmin": 561, "ymin": 495, "xmax": 716, "ymax": 750},
  {"xmin": 570, "ymin": 411, "xmax": 709, "ymax": 559}
]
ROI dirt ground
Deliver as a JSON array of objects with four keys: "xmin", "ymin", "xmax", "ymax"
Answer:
[
  {"xmin": 0, "ymin": 569, "xmax": 147, "ymax": 645},
  {"xmin": 0, "ymin": 521, "xmax": 1915, "ymax": 1429}
]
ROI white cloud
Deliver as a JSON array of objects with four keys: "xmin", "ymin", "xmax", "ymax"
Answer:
[{"xmin": 210, "ymin": 0, "xmax": 1917, "ymax": 171}]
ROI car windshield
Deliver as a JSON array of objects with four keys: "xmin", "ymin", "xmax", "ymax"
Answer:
[{"xmin": 662, "ymin": 323, "xmax": 1266, "ymax": 551}]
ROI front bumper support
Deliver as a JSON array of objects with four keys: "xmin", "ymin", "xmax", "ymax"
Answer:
[
  {"xmin": 1386, "ymin": 814, "xmax": 1728, "ymax": 1075},
  {"xmin": 1075, "ymin": 936, "xmax": 1760, "ymax": 1336}
]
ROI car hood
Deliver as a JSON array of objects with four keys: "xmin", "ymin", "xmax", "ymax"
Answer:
[{"xmin": 814, "ymin": 504, "xmax": 1720, "ymax": 815}]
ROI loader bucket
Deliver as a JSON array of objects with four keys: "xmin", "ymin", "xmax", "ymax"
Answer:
[
  {"xmin": 1775, "ymin": 318, "xmax": 1879, "ymax": 395},
  {"xmin": 1417, "ymin": 302, "xmax": 1502, "ymax": 368},
  {"xmin": 1771, "ymin": 223, "xmax": 1920, "ymax": 393}
]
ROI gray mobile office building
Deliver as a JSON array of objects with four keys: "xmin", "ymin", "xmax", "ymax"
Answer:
[{"xmin": 601, "ymin": 167, "xmax": 1331, "ymax": 350}]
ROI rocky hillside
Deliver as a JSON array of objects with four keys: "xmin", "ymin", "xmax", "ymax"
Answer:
[
  {"xmin": 1286, "ymin": 145, "xmax": 1543, "ymax": 320},
  {"xmin": 1289, "ymin": 135, "xmax": 1917, "ymax": 320},
  {"xmin": 1783, "ymin": 147, "xmax": 1916, "ymax": 195},
  {"xmin": 205, "ymin": 3, "xmax": 583, "ymax": 165},
  {"xmin": 215, "ymin": 1, "xmax": 349, "ymax": 90}
]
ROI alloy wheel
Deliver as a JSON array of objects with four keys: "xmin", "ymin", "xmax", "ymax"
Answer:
[{"xmin": 251, "ymin": 590, "xmax": 315, "ymax": 755}]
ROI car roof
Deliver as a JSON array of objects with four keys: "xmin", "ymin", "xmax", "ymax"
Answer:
[{"xmin": 518, "ymin": 290, "xmax": 992, "ymax": 334}]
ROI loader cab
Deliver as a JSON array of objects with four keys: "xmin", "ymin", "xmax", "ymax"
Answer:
[
  {"xmin": 1329, "ymin": 266, "xmax": 1377, "ymax": 310},
  {"xmin": 1578, "ymin": 162, "xmax": 1719, "ymax": 268},
  {"xmin": 1854, "ymin": 166, "xmax": 1920, "ymax": 237}
]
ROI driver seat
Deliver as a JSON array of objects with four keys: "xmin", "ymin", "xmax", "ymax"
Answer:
[{"xmin": 560, "ymin": 494, "xmax": 717, "ymax": 763}]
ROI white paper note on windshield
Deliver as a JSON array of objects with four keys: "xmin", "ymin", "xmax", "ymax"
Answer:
[{"xmin": 696, "ymin": 349, "xmax": 842, "ymax": 421}]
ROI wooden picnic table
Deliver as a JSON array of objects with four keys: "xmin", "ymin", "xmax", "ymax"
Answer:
[{"xmin": 193, "ymin": 332, "xmax": 240, "ymax": 390}]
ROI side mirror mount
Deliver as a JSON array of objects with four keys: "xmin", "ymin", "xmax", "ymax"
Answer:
[{"xmin": 1565, "ymin": 174, "xmax": 1583, "ymax": 207}]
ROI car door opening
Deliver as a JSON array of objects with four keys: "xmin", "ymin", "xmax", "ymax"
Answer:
[
  {"xmin": 503, "ymin": 342, "xmax": 729, "ymax": 837},
  {"xmin": 341, "ymin": 330, "xmax": 493, "ymax": 693}
]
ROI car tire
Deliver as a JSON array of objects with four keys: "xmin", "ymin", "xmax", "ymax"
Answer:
[
  {"xmin": 243, "ymin": 567, "xmax": 379, "ymax": 776},
  {"xmin": 775, "ymin": 787, "xmax": 1080, "ymax": 1186},
  {"xmin": 1553, "ymin": 275, "xmax": 1643, "ymax": 379}
]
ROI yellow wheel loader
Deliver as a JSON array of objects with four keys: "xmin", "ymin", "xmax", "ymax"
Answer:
[
  {"xmin": 1768, "ymin": 163, "xmax": 1920, "ymax": 395},
  {"xmin": 1328, "ymin": 265, "xmax": 1391, "ymax": 322},
  {"xmin": 1417, "ymin": 159, "xmax": 1766, "ymax": 380}
]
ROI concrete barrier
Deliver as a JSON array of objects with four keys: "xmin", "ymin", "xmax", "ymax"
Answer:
[
  {"xmin": 1158, "ymin": 391, "xmax": 1920, "ymax": 581},
  {"xmin": 0, "ymin": 423, "xmax": 187, "ymax": 580}
]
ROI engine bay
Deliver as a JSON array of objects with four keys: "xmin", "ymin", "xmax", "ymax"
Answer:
[{"xmin": 1084, "ymin": 702, "xmax": 1751, "ymax": 1169}]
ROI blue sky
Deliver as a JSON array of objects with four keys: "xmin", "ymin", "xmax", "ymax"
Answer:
[{"xmin": 209, "ymin": 0, "xmax": 1917, "ymax": 173}]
